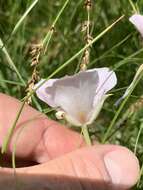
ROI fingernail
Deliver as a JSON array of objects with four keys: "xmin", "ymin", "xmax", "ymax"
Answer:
[
  {"xmin": 104, "ymin": 148, "xmax": 140, "ymax": 187},
  {"xmin": 104, "ymin": 151, "xmax": 121, "ymax": 185}
]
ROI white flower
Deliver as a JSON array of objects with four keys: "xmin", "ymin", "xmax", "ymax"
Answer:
[
  {"xmin": 129, "ymin": 14, "xmax": 143, "ymax": 37},
  {"xmin": 35, "ymin": 68, "xmax": 117, "ymax": 126}
]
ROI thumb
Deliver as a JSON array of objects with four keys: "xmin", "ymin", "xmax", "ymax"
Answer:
[{"xmin": 0, "ymin": 145, "xmax": 139, "ymax": 190}]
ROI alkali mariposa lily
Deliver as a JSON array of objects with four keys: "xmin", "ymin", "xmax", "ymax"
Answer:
[{"xmin": 34, "ymin": 68, "xmax": 117, "ymax": 144}]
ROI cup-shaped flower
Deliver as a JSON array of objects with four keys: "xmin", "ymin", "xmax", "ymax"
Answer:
[
  {"xmin": 129, "ymin": 14, "xmax": 143, "ymax": 37},
  {"xmin": 34, "ymin": 68, "xmax": 117, "ymax": 126}
]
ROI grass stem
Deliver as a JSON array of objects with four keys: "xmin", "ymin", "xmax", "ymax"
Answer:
[{"xmin": 82, "ymin": 125, "xmax": 92, "ymax": 145}]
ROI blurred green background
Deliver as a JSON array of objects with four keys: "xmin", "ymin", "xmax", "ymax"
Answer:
[{"xmin": 0, "ymin": 0, "xmax": 143, "ymax": 189}]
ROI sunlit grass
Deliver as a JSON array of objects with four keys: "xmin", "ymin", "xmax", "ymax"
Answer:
[{"xmin": 0, "ymin": 0, "xmax": 143, "ymax": 189}]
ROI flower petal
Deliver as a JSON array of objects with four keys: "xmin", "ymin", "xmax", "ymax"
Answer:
[
  {"xmin": 54, "ymin": 70, "xmax": 99, "ymax": 125},
  {"xmin": 34, "ymin": 78, "xmax": 58, "ymax": 107},
  {"xmin": 34, "ymin": 68, "xmax": 117, "ymax": 126},
  {"xmin": 35, "ymin": 70, "xmax": 99, "ymax": 125},
  {"xmin": 87, "ymin": 94, "xmax": 110, "ymax": 125},
  {"xmin": 129, "ymin": 14, "xmax": 143, "ymax": 37},
  {"xmin": 93, "ymin": 67, "xmax": 117, "ymax": 93},
  {"xmin": 86, "ymin": 68, "xmax": 117, "ymax": 124}
]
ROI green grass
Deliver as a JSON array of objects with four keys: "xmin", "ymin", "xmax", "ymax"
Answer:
[{"xmin": 1, "ymin": 0, "xmax": 143, "ymax": 189}]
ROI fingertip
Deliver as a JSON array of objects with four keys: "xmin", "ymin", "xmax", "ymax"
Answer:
[
  {"xmin": 66, "ymin": 144, "xmax": 140, "ymax": 189},
  {"xmin": 104, "ymin": 146, "xmax": 140, "ymax": 188}
]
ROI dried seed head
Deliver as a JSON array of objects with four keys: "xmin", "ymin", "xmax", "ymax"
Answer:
[
  {"xmin": 86, "ymin": 35, "xmax": 93, "ymax": 45},
  {"xmin": 80, "ymin": 63, "xmax": 87, "ymax": 71},
  {"xmin": 30, "ymin": 44, "xmax": 42, "ymax": 66},
  {"xmin": 80, "ymin": 0, "xmax": 92, "ymax": 71},
  {"xmin": 25, "ymin": 43, "xmax": 42, "ymax": 105},
  {"xmin": 82, "ymin": 49, "xmax": 90, "ymax": 65},
  {"xmin": 50, "ymin": 25, "xmax": 55, "ymax": 32},
  {"xmin": 84, "ymin": 0, "xmax": 92, "ymax": 10},
  {"xmin": 81, "ymin": 21, "xmax": 90, "ymax": 32}
]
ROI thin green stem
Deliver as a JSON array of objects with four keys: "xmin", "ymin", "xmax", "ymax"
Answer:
[
  {"xmin": 1, "ymin": 101, "xmax": 26, "ymax": 154},
  {"xmin": 134, "ymin": 122, "xmax": 143, "ymax": 154},
  {"xmin": 0, "ymin": 38, "xmax": 26, "ymax": 86},
  {"xmin": 89, "ymin": 33, "xmax": 133, "ymax": 67},
  {"xmin": 87, "ymin": 7, "xmax": 90, "ymax": 37},
  {"xmin": 0, "ymin": 71, "xmax": 10, "ymax": 93},
  {"xmin": 0, "ymin": 79, "xmax": 25, "ymax": 86},
  {"xmin": 137, "ymin": 163, "xmax": 143, "ymax": 187},
  {"xmin": 82, "ymin": 125, "xmax": 92, "ymax": 145},
  {"xmin": 102, "ymin": 71, "xmax": 143, "ymax": 143},
  {"xmin": 128, "ymin": 0, "xmax": 138, "ymax": 13},
  {"xmin": 42, "ymin": 0, "xmax": 70, "ymax": 51},
  {"xmin": 112, "ymin": 48, "xmax": 143, "ymax": 71},
  {"xmin": 11, "ymin": 0, "xmax": 39, "ymax": 36}
]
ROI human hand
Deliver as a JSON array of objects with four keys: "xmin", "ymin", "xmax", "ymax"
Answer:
[{"xmin": 0, "ymin": 93, "xmax": 139, "ymax": 190}]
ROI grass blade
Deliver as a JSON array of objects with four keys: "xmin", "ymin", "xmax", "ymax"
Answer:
[
  {"xmin": 134, "ymin": 122, "xmax": 143, "ymax": 154},
  {"xmin": 0, "ymin": 78, "xmax": 25, "ymax": 86},
  {"xmin": 128, "ymin": 0, "xmax": 138, "ymax": 13},
  {"xmin": 42, "ymin": 0, "xmax": 70, "ymax": 52},
  {"xmin": 11, "ymin": 0, "xmax": 39, "ymax": 36},
  {"xmin": 102, "ymin": 64, "xmax": 143, "ymax": 143},
  {"xmin": 1, "ymin": 101, "xmax": 26, "ymax": 154},
  {"xmin": 0, "ymin": 38, "xmax": 26, "ymax": 86}
]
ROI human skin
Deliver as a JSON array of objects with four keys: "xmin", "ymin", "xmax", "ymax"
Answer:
[{"xmin": 0, "ymin": 93, "xmax": 140, "ymax": 190}]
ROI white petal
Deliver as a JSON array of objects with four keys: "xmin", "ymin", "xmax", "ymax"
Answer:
[
  {"xmin": 93, "ymin": 67, "xmax": 117, "ymax": 93},
  {"xmin": 86, "ymin": 68, "xmax": 117, "ymax": 124},
  {"xmin": 87, "ymin": 95, "xmax": 109, "ymax": 125},
  {"xmin": 34, "ymin": 78, "xmax": 58, "ymax": 107},
  {"xmin": 129, "ymin": 14, "xmax": 143, "ymax": 36},
  {"xmin": 54, "ymin": 70, "xmax": 99, "ymax": 125},
  {"xmin": 34, "ymin": 68, "xmax": 117, "ymax": 126}
]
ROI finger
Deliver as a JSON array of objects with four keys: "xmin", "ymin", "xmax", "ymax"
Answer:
[
  {"xmin": 0, "ymin": 93, "xmax": 84, "ymax": 163},
  {"xmin": 0, "ymin": 145, "xmax": 139, "ymax": 190}
]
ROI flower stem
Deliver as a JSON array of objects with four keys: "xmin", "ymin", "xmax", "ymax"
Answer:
[
  {"xmin": 82, "ymin": 125, "xmax": 92, "ymax": 145},
  {"xmin": 128, "ymin": 0, "xmax": 138, "ymax": 13}
]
